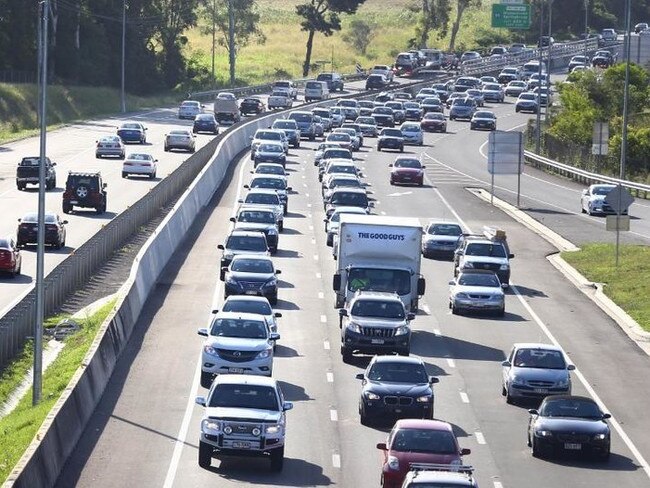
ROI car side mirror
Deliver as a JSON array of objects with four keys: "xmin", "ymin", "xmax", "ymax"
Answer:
[
  {"xmin": 217, "ymin": 244, "xmax": 225, "ymax": 250},
  {"xmin": 406, "ymin": 313, "xmax": 415, "ymax": 321},
  {"xmin": 229, "ymin": 217, "xmax": 236, "ymax": 222},
  {"xmin": 429, "ymin": 376, "xmax": 439, "ymax": 384},
  {"xmin": 274, "ymin": 312, "xmax": 282, "ymax": 318},
  {"xmin": 197, "ymin": 328, "xmax": 208, "ymax": 337},
  {"xmin": 220, "ymin": 267, "xmax": 227, "ymax": 280},
  {"xmin": 269, "ymin": 332, "xmax": 281, "ymax": 341},
  {"xmin": 103, "ymin": 183, "xmax": 108, "ymax": 188},
  {"xmin": 155, "ymin": 159, "xmax": 159, "ymax": 162},
  {"xmin": 237, "ymin": 199, "xmax": 244, "ymax": 203},
  {"xmin": 17, "ymin": 218, "xmax": 21, "ymax": 222},
  {"xmin": 417, "ymin": 277, "xmax": 426, "ymax": 296},
  {"xmin": 567, "ymin": 364, "xmax": 576, "ymax": 371},
  {"xmin": 211, "ymin": 309, "xmax": 219, "ymax": 314},
  {"xmin": 376, "ymin": 442, "xmax": 387, "ymax": 451},
  {"xmin": 355, "ymin": 373, "xmax": 365, "ymax": 380},
  {"xmin": 508, "ymin": 253, "xmax": 515, "ymax": 259},
  {"xmin": 62, "ymin": 220, "xmax": 68, "ymax": 225},
  {"xmin": 528, "ymin": 409, "xmax": 539, "ymax": 415},
  {"xmin": 275, "ymin": 269, "xmax": 281, "ymax": 274},
  {"xmin": 283, "ymin": 402, "xmax": 294, "ymax": 411},
  {"xmin": 388, "ymin": 163, "xmax": 393, "ymax": 167},
  {"xmin": 501, "ymin": 360, "xmax": 511, "ymax": 367},
  {"xmin": 582, "ymin": 189, "xmax": 589, "ymax": 195},
  {"xmin": 244, "ymin": 184, "xmax": 250, "ymax": 189},
  {"xmin": 460, "ymin": 448, "xmax": 471, "ymax": 456},
  {"xmin": 144, "ymin": 127, "xmax": 148, "ymax": 130},
  {"xmin": 195, "ymin": 396, "xmax": 207, "ymax": 407},
  {"xmin": 368, "ymin": 202, "xmax": 375, "ymax": 208},
  {"xmin": 602, "ymin": 413, "xmax": 611, "ymax": 420},
  {"xmin": 448, "ymin": 280, "xmax": 455, "ymax": 286},
  {"xmin": 249, "ymin": 136, "xmax": 254, "ymax": 140},
  {"xmin": 501, "ymin": 283, "xmax": 508, "ymax": 289},
  {"xmin": 339, "ymin": 309, "xmax": 348, "ymax": 317},
  {"xmin": 287, "ymin": 187, "xmax": 293, "ymax": 191},
  {"xmin": 52, "ymin": 162, "xmax": 57, "ymax": 166}
]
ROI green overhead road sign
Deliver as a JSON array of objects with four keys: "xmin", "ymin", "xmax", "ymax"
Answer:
[{"xmin": 492, "ymin": 4, "xmax": 531, "ymax": 29}]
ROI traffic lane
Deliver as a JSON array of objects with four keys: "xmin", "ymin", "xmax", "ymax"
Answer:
[
  {"xmin": 362, "ymin": 135, "xmax": 650, "ymax": 485},
  {"xmin": 0, "ymin": 116, "xmax": 216, "ymax": 311},
  {"xmin": 171, "ymin": 150, "xmax": 341, "ymax": 487}
]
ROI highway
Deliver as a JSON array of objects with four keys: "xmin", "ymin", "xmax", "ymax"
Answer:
[{"xmin": 53, "ymin": 75, "xmax": 650, "ymax": 488}]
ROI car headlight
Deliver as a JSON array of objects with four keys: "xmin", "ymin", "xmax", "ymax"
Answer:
[
  {"xmin": 462, "ymin": 261, "xmax": 474, "ymax": 269},
  {"xmin": 454, "ymin": 292, "xmax": 469, "ymax": 300},
  {"xmin": 263, "ymin": 278, "xmax": 277, "ymax": 289},
  {"xmin": 556, "ymin": 378, "xmax": 569, "ymax": 387},
  {"xmin": 347, "ymin": 322, "xmax": 361, "ymax": 333},
  {"xmin": 416, "ymin": 395, "xmax": 432, "ymax": 403},
  {"xmin": 394, "ymin": 326, "xmax": 410, "ymax": 336},
  {"xmin": 203, "ymin": 345, "xmax": 218, "ymax": 356},
  {"xmin": 267, "ymin": 228, "xmax": 278, "ymax": 235},
  {"xmin": 387, "ymin": 455, "xmax": 399, "ymax": 471},
  {"xmin": 593, "ymin": 433, "xmax": 607, "ymax": 441},
  {"xmin": 223, "ymin": 251, "xmax": 234, "ymax": 260},
  {"xmin": 511, "ymin": 375, "xmax": 526, "ymax": 386},
  {"xmin": 225, "ymin": 276, "xmax": 239, "ymax": 286},
  {"xmin": 202, "ymin": 419, "xmax": 220, "ymax": 434},
  {"xmin": 489, "ymin": 294, "xmax": 503, "ymax": 301},
  {"xmin": 535, "ymin": 430, "xmax": 553, "ymax": 437},
  {"xmin": 365, "ymin": 391, "xmax": 380, "ymax": 400},
  {"xmin": 266, "ymin": 424, "xmax": 282, "ymax": 435},
  {"xmin": 257, "ymin": 348, "xmax": 272, "ymax": 359},
  {"xmin": 499, "ymin": 263, "xmax": 510, "ymax": 270}
]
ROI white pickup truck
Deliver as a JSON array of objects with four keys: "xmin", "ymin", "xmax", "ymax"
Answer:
[
  {"xmin": 370, "ymin": 64, "xmax": 394, "ymax": 83},
  {"xmin": 272, "ymin": 80, "xmax": 298, "ymax": 99},
  {"xmin": 268, "ymin": 89, "xmax": 293, "ymax": 110}
]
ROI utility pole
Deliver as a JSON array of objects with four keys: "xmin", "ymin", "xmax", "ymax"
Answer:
[
  {"xmin": 544, "ymin": 0, "xmax": 553, "ymax": 123},
  {"xmin": 120, "ymin": 0, "xmax": 126, "ymax": 113},
  {"xmin": 34, "ymin": 0, "xmax": 49, "ymax": 407},
  {"xmin": 584, "ymin": 0, "xmax": 589, "ymax": 61},
  {"xmin": 616, "ymin": 0, "xmax": 632, "ymax": 267},
  {"xmin": 228, "ymin": 0, "xmax": 235, "ymax": 87},
  {"xmin": 535, "ymin": 0, "xmax": 544, "ymax": 153},
  {"xmin": 211, "ymin": 0, "xmax": 216, "ymax": 88}
]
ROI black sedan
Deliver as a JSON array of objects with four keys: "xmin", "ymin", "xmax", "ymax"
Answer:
[
  {"xmin": 221, "ymin": 255, "xmax": 281, "ymax": 305},
  {"xmin": 356, "ymin": 355, "xmax": 438, "ymax": 426},
  {"xmin": 117, "ymin": 122, "xmax": 147, "ymax": 144},
  {"xmin": 192, "ymin": 114, "xmax": 219, "ymax": 134},
  {"xmin": 240, "ymin": 97, "xmax": 266, "ymax": 115},
  {"xmin": 527, "ymin": 395, "xmax": 611, "ymax": 461},
  {"xmin": 365, "ymin": 74, "xmax": 388, "ymax": 90},
  {"xmin": 17, "ymin": 212, "xmax": 67, "ymax": 249}
]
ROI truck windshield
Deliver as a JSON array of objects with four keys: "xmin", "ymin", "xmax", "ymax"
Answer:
[
  {"xmin": 209, "ymin": 384, "xmax": 279, "ymax": 410},
  {"xmin": 347, "ymin": 268, "xmax": 411, "ymax": 295}
]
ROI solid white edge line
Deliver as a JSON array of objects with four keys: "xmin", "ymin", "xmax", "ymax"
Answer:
[
  {"xmin": 422, "ymin": 304, "xmax": 431, "ymax": 314},
  {"xmin": 512, "ymin": 285, "xmax": 650, "ymax": 479},
  {"xmin": 162, "ymin": 135, "xmax": 250, "ymax": 488},
  {"xmin": 446, "ymin": 358, "xmax": 456, "ymax": 368}
]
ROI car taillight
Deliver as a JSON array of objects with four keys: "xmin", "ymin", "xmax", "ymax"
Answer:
[
  {"xmin": 46, "ymin": 224, "xmax": 57, "ymax": 231},
  {"xmin": 0, "ymin": 250, "xmax": 9, "ymax": 259},
  {"xmin": 19, "ymin": 224, "xmax": 29, "ymax": 229}
]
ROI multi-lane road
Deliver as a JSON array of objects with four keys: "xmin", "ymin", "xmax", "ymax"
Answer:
[{"xmin": 49, "ymin": 76, "xmax": 650, "ymax": 488}]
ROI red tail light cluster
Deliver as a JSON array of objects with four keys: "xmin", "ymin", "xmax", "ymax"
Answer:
[{"xmin": 0, "ymin": 250, "xmax": 10, "ymax": 259}]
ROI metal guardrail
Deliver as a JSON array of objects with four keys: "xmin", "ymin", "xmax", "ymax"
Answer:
[{"xmin": 525, "ymin": 150, "xmax": 650, "ymax": 198}]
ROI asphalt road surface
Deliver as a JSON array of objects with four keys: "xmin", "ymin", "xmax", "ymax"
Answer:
[{"xmin": 54, "ymin": 74, "xmax": 650, "ymax": 488}]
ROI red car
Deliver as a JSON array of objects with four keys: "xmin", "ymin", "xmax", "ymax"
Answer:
[
  {"xmin": 376, "ymin": 419, "xmax": 470, "ymax": 488},
  {"xmin": 420, "ymin": 112, "xmax": 447, "ymax": 133},
  {"xmin": 0, "ymin": 237, "xmax": 22, "ymax": 277},
  {"xmin": 389, "ymin": 157, "xmax": 425, "ymax": 186}
]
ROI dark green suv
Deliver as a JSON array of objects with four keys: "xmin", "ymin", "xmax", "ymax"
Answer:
[{"xmin": 62, "ymin": 172, "xmax": 107, "ymax": 214}]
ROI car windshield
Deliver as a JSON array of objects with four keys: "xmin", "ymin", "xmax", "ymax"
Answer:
[
  {"xmin": 127, "ymin": 153, "xmax": 152, "ymax": 161},
  {"xmin": 592, "ymin": 186, "xmax": 613, "ymax": 196},
  {"xmin": 121, "ymin": 123, "xmax": 141, "ymax": 129},
  {"xmin": 465, "ymin": 243, "xmax": 506, "ymax": 257},
  {"xmin": 196, "ymin": 115, "xmax": 213, "ymax": 121},
  {"xmin": 514, "ymin": 349, "xmax": 566, "ymax": 369},
  {"xmin": 520, "ymin": 94, "xmax": 536, "ymax": 100},
  {"xmin": 474, "ymin": 112, "xmax": 495, "ymax": 119},
  {"xmin": 330, "ymin": 209, "xmax": 362, "ymax": 222},
  {"xmin": 256, "ymin": 165, "xmax": 284, "ymax": 175},
  {"xmin": 66, "ymin": 176, "xmax": 98, "ymax": 190},
  {"xmin": 256, "ymin": 131, "xmax": 281, "ymax": 141},
  {"xmin": 100, "ymin": 136, "xmax": 121, "ymax": 143},
  {"xmin": 391, "ymin": 429, "xmax": 458, "ymax": 454},
  {"xmin": 182, "ymin": 101, "xmax": 199, "ymax": 107},
  {"xmin": 510, "ymin": 82, "xmax": 526, "ymax": 87},
  {"xmin": 289, "ymin": 113, "xmax": 312, "ymax": 123},
  {"xmin": 351, "ymin": 300, "xmax": 405, "ymax": 319},
  {"xmin": 328, "ymin": 165, "xmax": 357, "ymax": 175},
  {"xmin": 238, "ymin": 210, "xmax": 275, "ymax": 224},
  {"xmin": 339, "ymin": 100, "xmax": 357, "ymax": 108},
  {"xmin": 356, "ymin": 117, "xmax": 376, "ymax": 125},
  {"xmin": 458, "ymin": 273, "xmax": 500, "ymax": 287},
  {"xmin": 374, "ymin": 107, "xmax": 393, "ymax": 115},
  {"xmin": 484, "ymin": 84, "xmax": 501, "ymax": 91},
  {"xmin": 328, "ymin": 134, "xmax": 351, "ymax": 142},
  {"xmin": 259, "ymin": 144, "xmax": 283, "ymax": 153},
  {"xmin": 222, "ymin": 299, "xmax": 272, "ymax": 316},
  {"xmin": 347, "ymin": 268, "xmax": 411, "ymax": 295},
  {"xmin": 329, "ymin": 178, "xmax": 361, "ymax": 189},
  {"xmin": 368, "ymin": 362, "xmax": 428, "ymax": 383},
  {"xmin": 395, "ymin": 159, "xmax": 421, "ymax": 169},
  {"xmin": 318, "ymin": 74, "xmax": 334, "ymax": 81},
  {"xmin": 169, "ymin": 130, "xmax": 189, "ymax": 136},
  {"xmin": 382, "ymin": 129, "xmax": 403, "ymax": 137},
  {"xmin": 427, "ymin": 223, "xmax": 462, "ymax": 236},
  {"xmin": 324, "ymin": 149, "xmax": 352, "ymax": 159},
  {"xmin": 231, "ymin": 258, "xmax": 274, "ymax": 273},
  {"xmin": 422, "ymin": 98, "xmax": 440, "ymax": 105},
  {"xmin": 401, "ymin": 125, "xmax": 420, "ymax": 132},
  {"xmin": 226, "ymin": 235, "xmax": 267, "ymax": 251},
  {"xmin": 245, "ymin": 193, "xmax": 280, "ymax": 205},
  {"xmin": 467, "ymin": 90, "xmax": 481, "ymax": 97},
  {"xmin": 452, "ymin": 99, "xmax": 473, "ymax": 107},
  {"xmin": 540, "ymin": 398, "xmax": 602, "ymax": 419},
  {"xmin": 251, "ymin": 178, "xmax": 286, "ymax": 190},
  {"xmin": 313, "ymin": 109, "xmax": 330, "ymax": 118},
  {"xmin": 209, "ymin": 384, "xmax": 279, "ymax": 411},
  {"xmin": 274, "ymin": 121, "xmax": 295, "ymax": 129},
  {"xmin": 330, "ymin": 191, "xmax": 368, "ymax": 206},
  {"xmin": 424, "ymin": 113, "xmax": 445, "ymax": 120},
  {"xmin": 209, "ymin": 318, "xmax": 267, "ymax": 339}
]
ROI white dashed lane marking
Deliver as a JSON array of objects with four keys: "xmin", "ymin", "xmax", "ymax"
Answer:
[
  {"xmin": 332, "ymin": 454, "xmax": 341, "ymax": 468},
  {"xmin": 475, "ymin": 431, "xmax": 486, "ymax": 445},
  {"xmin": 459, "ymin": 392, "xmax": 470, "ymax": 403},
  {"xmin": 323, "ymin": 340, "xmax": 330, "ymax": 350},
  {"xmin": 330, "ymin": 409, "xmax": 338, "ymax": 421},
  {"xmin": 326, "ymin": 372, "xmax": 334, "ymax": 383}
]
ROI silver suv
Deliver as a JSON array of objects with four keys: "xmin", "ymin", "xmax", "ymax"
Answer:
[
  {"xmin": 196, "ymin": 374, "xmax": 293, "ymax": 471},
  {"xmin": 339, "ymin": 291, "xmax": 414, "ymax": 363},
  {"xmin": 453, "ymin": 232, "xmax": 514, "ymax": 286},
  {"xmin": 197, "ymin": 311, "xmax": 279, "ymax": 387}
]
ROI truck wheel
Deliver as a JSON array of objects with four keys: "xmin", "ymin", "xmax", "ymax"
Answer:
[
  {"xmin": 62, "ymin": 203, "xmax": 72, "ymax": 214},
  {"xmin": 200, "ymin": 371, "xmax": 213, "ymax": 389},
  {"xmin": 270, "ymin": 446, "xmax": 284, "ymax": 472},
  {"xmin": 269, "ymin": 292, "xmax": 278, "ymax": 306},
  {"xmin": 341, "ymin": 345, "xmax": 352, "ymax": 363},
  {"xmin": 278, "ymin": 220, "xmax": 284, "ymax": 232},
  {"xmin": 198, "ymin": 441, "xmax": 212, "ymax": 468}
]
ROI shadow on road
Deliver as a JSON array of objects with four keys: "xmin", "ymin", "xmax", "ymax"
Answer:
[{"xmin": 208, "ymin": 456, "xmax": 334, "ymax": 485}]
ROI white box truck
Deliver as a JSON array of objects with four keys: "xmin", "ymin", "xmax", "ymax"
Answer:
[{"xmin": 333, "ymin": 215, "xmax": 425, "ymax": 312}]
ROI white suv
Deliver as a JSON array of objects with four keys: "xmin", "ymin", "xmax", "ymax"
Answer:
[
  {"xmin": 197, "ymin": 311, "xmax": 279, "ymax": 387},
  {"xmin": 196, "ymin": 375, "xmax": 293, "ymax": 471}
]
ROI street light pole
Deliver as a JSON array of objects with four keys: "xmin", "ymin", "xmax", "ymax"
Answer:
[
  {"xmin": 211, "ymin": 0, "xmax": 216, "ymax": 88},
  {"xmin": 120, "ymin": 0, "xmax": 126, "ymax": 113},
  {"xmin": 544, "ymin": 0, "xmax": 553, "ymax": 123},
  {"xmin": 584, "ymin": 0, "xmax": 589, "ymax": 61},
  {"xmin": 228, "ymin": 0, "xmax": 235, "ymax": 87},
  {"xmin": 535, "ymin": 0, "xmax": 544, "ymax": 153},
  {"xmin": 34, "ymin": 0, "xmax": 49, "ymax": 407}
]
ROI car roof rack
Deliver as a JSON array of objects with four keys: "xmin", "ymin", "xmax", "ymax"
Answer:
[
  {"xmin": 67, "ymin": 171, "xmax": 101, "ymax": 176},
  {"xmin": 409, "ymin": 463, "xmax": 474, "ymax": 477}
]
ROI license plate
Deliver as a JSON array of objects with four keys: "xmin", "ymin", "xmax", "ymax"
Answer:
[
  {"xmin": 534, "ymin": 388, "xmax": 548, "ymax": 394},
  {"xmin": 245, "ymin": 290, "xmax": 258, "ymax": 295},
  {"xmin": 564, "ymin": 443, "xmax": 581, "ymax": 450},
  {"xmin": 70, "ymin": 200, "xmax": 78, "ymax": 204},
  {"xmin": 371, "ymin": 339, "xmax": 385, "ymax": 344},
  {"xmin": 394, "ymin": 408, "xmax": 402, "ymax": 413},
  {"xmin": 232, "ymin": 441, "xmax": 251, "ymax": 449},
  {"xmin": 229, "ymin": 368, "xmax": 244, "ymax": 374}
]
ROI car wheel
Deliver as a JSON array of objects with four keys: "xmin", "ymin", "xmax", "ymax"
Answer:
[
  {"xmin": 278, "ymin": 221, "xmax": 284, "ymax": 232},
  {"xmin": 501, "ymin": 384, "xmax": 507, "ymax": 396},
  {"xmin": 200, "ymin": 371, "xmax": 213, "ymax": 389},
  {"xmin": 451, "ymin": 303, "xmax": 460, "ymax": 315},
  {"xmin": 62, "ymin": 203, "xmax": 72, "ymax": 214},
  {"xmin": 270, "ymin": 446, "xmax": 284, "ymax": 472},
  {"xmin": 122, "ymin": 172, "xmax": 128, "ymax": 178},
  {"xmin": 269, "ymin": 292, "xmax": 278, "ymax": 306},
  {"xmin": 400, "ymin": 146, "xmax": 404, "ymax": 153},
  {"xmin": 359, "ymin": 404, "xmax": 372, "ymax": 426},
  {"xmin": 496, "ymin": 306, "xmax": 505, "ymax": 317},
  {"xmin": 597, "ymin": 449, "xmax": 610, "ymax": 462},
  {"xmin": 198, "ymin": 441, "xmax": 212, "ymax": 468},
  {"xmin": 397, "ymin": 348, "xmax": 409, "ymax": 356},
  {"xmin": 164, "ymin": 145, "xmax": 168, "ymax": 152},
  {"xmin": 341, "ymin": 345, "xmax": 352, "ymax": 364},
  {"xmin": 531, "ymin": 438, "xmax": 542, "ymax": 458},
  {"xmin": 581, "ymin": 204, "xmax": 586, "ymax": 214},
  {"xmin": 505, "ymin": 388, "xmax": 514, "ymax": 404},
  {"xmin": 283, "ymin": 204, "xmax": 288, "ymax": 216},
  {"xmin": 17, "ymin": 183, "xmax": 25, "ymax": 191},
  {"xmin": 149, "ymin": 172, "xmax": 156, "ymax": 179}
]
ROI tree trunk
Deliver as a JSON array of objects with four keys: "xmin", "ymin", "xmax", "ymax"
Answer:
[
  {"xmin": 302, "ymin": 29, "xmax": 315, "ymax": 77},
  {"xmin": 448, "ymin": 2, "xmax": 466, "ymax": 52},
  {"xmin": 48, "ymin": 0, "xmax": 58, "ymax": 78},
  {"xmin": 420, "ymin": 0, "xmax": 430, "ymax": 48}
]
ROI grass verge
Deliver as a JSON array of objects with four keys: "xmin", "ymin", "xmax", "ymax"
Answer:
[
  {"xmin": 561, "ymin": 244, "xmax": 650, "ymax": 332},
  {"xmin": 0, "ymin": 299, "xmax": 117, "ymax": 482},
  {"xmin": 0, "ymin": 83, "xmax": 177, "ymax": 144}
]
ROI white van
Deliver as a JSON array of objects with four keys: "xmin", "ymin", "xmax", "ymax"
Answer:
[
  {"xmin": 521, "ymin": 60, "xmax": 546, "ymax": 80},
  {"xmin": 305, "ymin": 80, "xmax": 330, "ymax": 102}
]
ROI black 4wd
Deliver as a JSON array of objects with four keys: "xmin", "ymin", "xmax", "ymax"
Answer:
[
  {"xmin": 62, "ymin": 172, "xmax": 107, "ymax": 214},
  {"xmin": 16, "ymin": 156, "xmax": 57, "ymax": 191}
]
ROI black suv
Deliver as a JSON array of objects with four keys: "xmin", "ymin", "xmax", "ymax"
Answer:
[
  {"xmin": 62, "ymin": 172, "xmax": 107, "ymax": 214},
  {"xmin": 16, "ymin": 156, "xmax": 57, "ymax": 191},
  {"xmin": 316, "ymin": 72, "xmax": 344, "ymax": 92}
]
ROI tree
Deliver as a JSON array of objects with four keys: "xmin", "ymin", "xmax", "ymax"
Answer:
[
  {"xmin": 448, "ymin": 0, "xmax": 480, "ymax": 52},
  {"xmin": 296, "ymin": 0, "xmax": 367, "ymax": 77},
  {"xmin": 413, "ymin": 0, "xmax": 451, "ymax": 49},
  {"xmin": 201, "ymin": 0, "xmax": 265, "ymax": 86},
  {"xmin": 342, "ymin": 19, "xmax": 373, "ymax": 55}
]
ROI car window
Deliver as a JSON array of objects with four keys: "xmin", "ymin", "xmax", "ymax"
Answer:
[
  {"xmin": 395, "ymin": 159, "xmax": 421, "ymax": 168},
  {"xmin": 258, "ymin": 144, "xmax": 283, "ymax": 153},
  {"xmin": 382, "ymin": 129, "xmax": 403, "ymax": 137},
  {"xmin": 367, "ymin": 362, "xmax": 428, "ymax": 383},
  {"xmin": 514, "ymin": 349, "xmax": 566, "ymax": 369},
  {"xmin": 209, "ymin": 318, "xmax": 267, "ymax": 339},
  {"xmin": 351, "ymin": 300, "xmax": 405, "ymax": 319},
  {"xmin": 231, "ymin": 258, "xmax": 274, "ymax": 273},
  {"xmin": 428, "ymin": 223, "xmax": 462, "ymax": 236},
  {"xmin": 457, "ymin": 273, "xmax": 500, "ymax": 287},
  {"xmin": 330, "ymin": 191, "xmax": 368, "ymax": 206},
  {"xmin": 592, "ymin": 186, "xmax": 613, "ymax": 196},
  {"xmin": 251, "ymin": 178, "xmax": 285, "ymax": 190},
  {"xmin": 226, "ymin": 235, "xmax": 267, "ymax": 251},
  {"xmin": 540, "ymin": 398, "xmax": 602, "ymax": 419},
  {"xmin": 347, "ymin": 268, "xmax": 410, "ymax": 295},
  {"xmin": 391, "ymin": 429, "xmax": 457, "ymax": 454},
  {"xmin": 222, "ymin": 299, "xmax": 272, "ymax": 315},
  {"xmin": 245, "ymin": 193, "xmax": 280, "ymax": 205},
  {"xmin": 238, "ymin": 210, "xmax": 275, "ymax": 224},
  {"xmin": 209, "ymin": 384, "xmax": 279, "ymax": 410}
]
